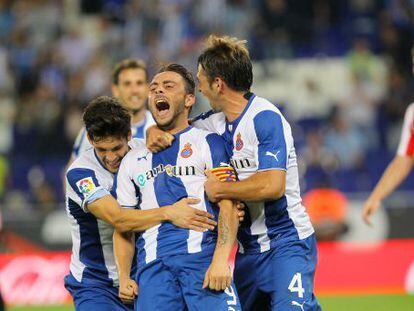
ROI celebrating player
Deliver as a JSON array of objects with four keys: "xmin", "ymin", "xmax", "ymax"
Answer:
[
  {"xmin": 64, "ymin": 96, "xmax": 217, "ymax": 310},
  {"xmin": 71, "ymin": 59, "xmax": 157, "ymax": 159},
  {"xmin": 147, "ymin": 35, "xmax": 321, "ymax": 310},
  {"xmin": 114, "ymin": 64, "xmax": 242, "ymax": 310}
]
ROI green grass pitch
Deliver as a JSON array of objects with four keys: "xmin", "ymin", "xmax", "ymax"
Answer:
[{"xmin": 7, "ymin": 294, "xmax": 414, "ymax": 311}]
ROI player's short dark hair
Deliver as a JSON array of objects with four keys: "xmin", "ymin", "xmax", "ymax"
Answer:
[
  {"xmin": 198, "ymin": 35, "xmax": 253, "ymax": 92},
  {"xmin": 83, "ymin": 96, "xmax": 131, "ymax": 142},
  {"xmin": 157, "ymin": 63, "xmax": 195, "ymax": 95},
  {"xmin": 112, "ymin": 58, "xmax": 148, "ymax": 84}
]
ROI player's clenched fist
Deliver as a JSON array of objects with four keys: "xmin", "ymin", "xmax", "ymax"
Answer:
[
  {"xmin": 146, "ymin": 125, "xmax": 174, "ymax": 153},
  {"xmin": 202, "ymin": 260, "xmax": 232, "ymax": 291},
  {"xmin": 119, "ymin": 277, "xmax": 138, "ymax": 304}
]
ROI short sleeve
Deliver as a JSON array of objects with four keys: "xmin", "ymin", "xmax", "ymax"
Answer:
[
  {"xmin": 66, "ymin": 168, "xmax": 109, "ymax": 212},
  {"xmin": 192, "ymin": 110, "xmax": 226, "ymax": 135},
  {"xmin": 253, "ymin": 110, "xmax": 287, "ymax": 171},
  {"xmin": 397, "ymin": 104, "xmax": 414, "ymax": 157},
  {"xmin": 115, "ymin": 156, "xmax": 140, "ymax": 209}
]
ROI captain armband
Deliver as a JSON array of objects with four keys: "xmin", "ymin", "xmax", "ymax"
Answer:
[{"xmin": 210, "ymin": 165, "xmax": 237, "ymax": 182}]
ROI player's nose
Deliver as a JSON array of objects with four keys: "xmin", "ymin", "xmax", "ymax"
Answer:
[
  {"xmin": 106, "ymin": 152, "xmax": 118, "ymax": 162},
  {"xmin": 154, "ymin": 85, "xmax": 164, "ymax": 94}
]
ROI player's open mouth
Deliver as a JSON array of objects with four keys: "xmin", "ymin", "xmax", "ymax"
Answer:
[{"xmin": 155, "ymin": 98, "xmax": 170, "ymax": 117}]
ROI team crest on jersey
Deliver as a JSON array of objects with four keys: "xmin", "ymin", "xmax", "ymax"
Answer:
[
  {"xmin": 76, "ymin": 177, "xmax": 96, "ymax": 196},
  {"xmin": 180, "ymin": 143, "xmax": 193, "ymax": 158},
  {"xmin": 235, "ymin": 133, "xmax": 244, "ymax": 151}
]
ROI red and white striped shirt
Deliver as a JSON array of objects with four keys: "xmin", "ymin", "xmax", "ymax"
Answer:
[{"xmin": 397, "ymin": 103, "xmax": 414, "ymax": 156}]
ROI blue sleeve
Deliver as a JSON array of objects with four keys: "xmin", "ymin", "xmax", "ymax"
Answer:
[
  {"xmin": 253, "ymin": 110, "xmax": 287, "ymax": 170},
  {"xmin": 206, "ymin": 133, "xmax": 231, "ymax": 167},
  {"xmin": 67, "ymin": 168, "xmax": 109, "ymax": 207}
]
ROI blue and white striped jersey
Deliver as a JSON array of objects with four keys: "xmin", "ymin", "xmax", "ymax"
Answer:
[
  {"xmin": 192, "ymin": 94, "xmax": 314, "ymax": 254},
  {"xmin": 72, "ymin": 110, "xmax": 155, "ymax": 158},
  {"xmin": 115, "ymin": 127, "xmax": 231, "ymax": 268},
  {"xmin": 65, "ymin": 139, "xmax": 141, "ymax": 286}
]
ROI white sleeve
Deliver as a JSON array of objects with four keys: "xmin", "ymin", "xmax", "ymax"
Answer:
[
  {"xmin": 191, "ymin": 110, "xmax": 226, "ymax": 135},
  {"xmin": 115, "ymin": 155, "xmax": 139, "ymax": 209}
]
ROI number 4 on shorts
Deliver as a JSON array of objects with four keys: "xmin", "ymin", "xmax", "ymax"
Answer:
[{"xmin": 288, "ymin": 273, "xmax": 305, "ymax": 298}]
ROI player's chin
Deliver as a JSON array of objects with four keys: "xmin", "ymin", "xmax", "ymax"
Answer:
[
  {"xmin": 154, "ymin": 115, "xmax": 174, "ymax": 129},
  {"xmin": 106, "ymin": 162, "xmax": 121, "ymax": 173}
]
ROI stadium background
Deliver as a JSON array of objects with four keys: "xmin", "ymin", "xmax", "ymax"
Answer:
[{"xmin": 0, "ymin": 0, "xmax": 414, "ymax": 310}]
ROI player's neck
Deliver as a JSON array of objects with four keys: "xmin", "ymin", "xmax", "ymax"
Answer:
[
  {"xmin": 161, "ymin": 114, "xmax": 190, "ymax": 136},
  {"xmin": 222, "ymin": 91, "xmax": 249, "ymax": 122},
  {"xmin": 130, "ymin": 108, "xmax": 146, "ymax": 125}
]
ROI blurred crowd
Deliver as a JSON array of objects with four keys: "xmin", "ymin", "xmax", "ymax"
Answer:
[{"xmin": 0, "ymin": 0, "xmax": 413, "ymax": 212}]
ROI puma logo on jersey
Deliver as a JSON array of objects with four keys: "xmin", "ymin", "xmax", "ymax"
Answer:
[
  {"xmin": 291, "ymin": 301, "xmax": 305, "ymax": 311},
  {"xmin": 266, "ymin": 151, "xmax": 280, "ymax": 161},
  {"xmin": 137, "ymin": 152, "xmax": 149, "ymax": 161}
]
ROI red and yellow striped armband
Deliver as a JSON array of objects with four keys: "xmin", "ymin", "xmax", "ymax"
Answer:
[{"xmin": 210, "ymin": 165, "xmax": 237, "ymax": 182}]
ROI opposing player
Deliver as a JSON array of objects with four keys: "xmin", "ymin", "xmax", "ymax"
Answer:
[
  {"xmin": 64, "ymin": 96, "xmax": 217, "ymax": 310},
  {"xmin": 362, "ymin": 103, "xmax": 414, "ymax": 225},
  {"xmin": 71, "ymin": 59, "xmax": 157, "ymax": 159},
  {"xmin": 114, "ymin": 64, "xmax": 242, "ymax": 310}
]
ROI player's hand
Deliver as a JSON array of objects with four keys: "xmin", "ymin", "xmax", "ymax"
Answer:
[
  {"xmin": 234, "ymin": 201, "xmax": 245, "ymax": 223},
  {"xmin": 119, "ymin": 277, "xmax": 138, "ymax": 304},
  {"xmin": 166, "ymin": 198, "xmax": 217, "ymax": 231},
  {"xmin": 204, "ymin": 170, "xmax": 222, "ymax": 203},
  {"xmin": 203, "ymin": 260, "xmax": 232, "ymax": 291},
  {"xmin": 362, "ymin": 196, "xmax": 381, "ymax": 226},
  {"xmin": 146, "ymin": 125, "xmax": 174, "ymax": 153}
]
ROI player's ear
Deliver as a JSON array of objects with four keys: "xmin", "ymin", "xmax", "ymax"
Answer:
[
  {"xmin": 184, "ymin": 93, "xmax": 196, "ymax": 109},
  {"xmin": 127, "ymin": 130, "xmax": 132, "ymax": 141},
  {"xmin": 214, "ymin": 77, "xmax": 225, "ymax": 94}
]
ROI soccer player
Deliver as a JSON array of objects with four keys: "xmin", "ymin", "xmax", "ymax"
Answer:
[
  {"xmin": 71, "ymin": 59, "xmax": 157, "ymax": 159},
  {"xmin": 362, "ymin": 103, "xmax": 414, "ymax": 225},
  {"xmin": 114, "ymin": 64, "xmax": 242, "ymax": 310},
  {"xmin": 64, "ymin": 96, "xmax": 217, "ymax": 311},
  {"xmin": 197, "ymin": 35, "xmax": 320, "ymax": 311},
  {"xmin": 147, "ymin": 35, "xmax": 320, "ymax": 310}
]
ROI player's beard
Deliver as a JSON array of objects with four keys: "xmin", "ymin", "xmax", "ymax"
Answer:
[{"xmin": 156, "ymin": 101, "xmax": 185, "ymax": 132}]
